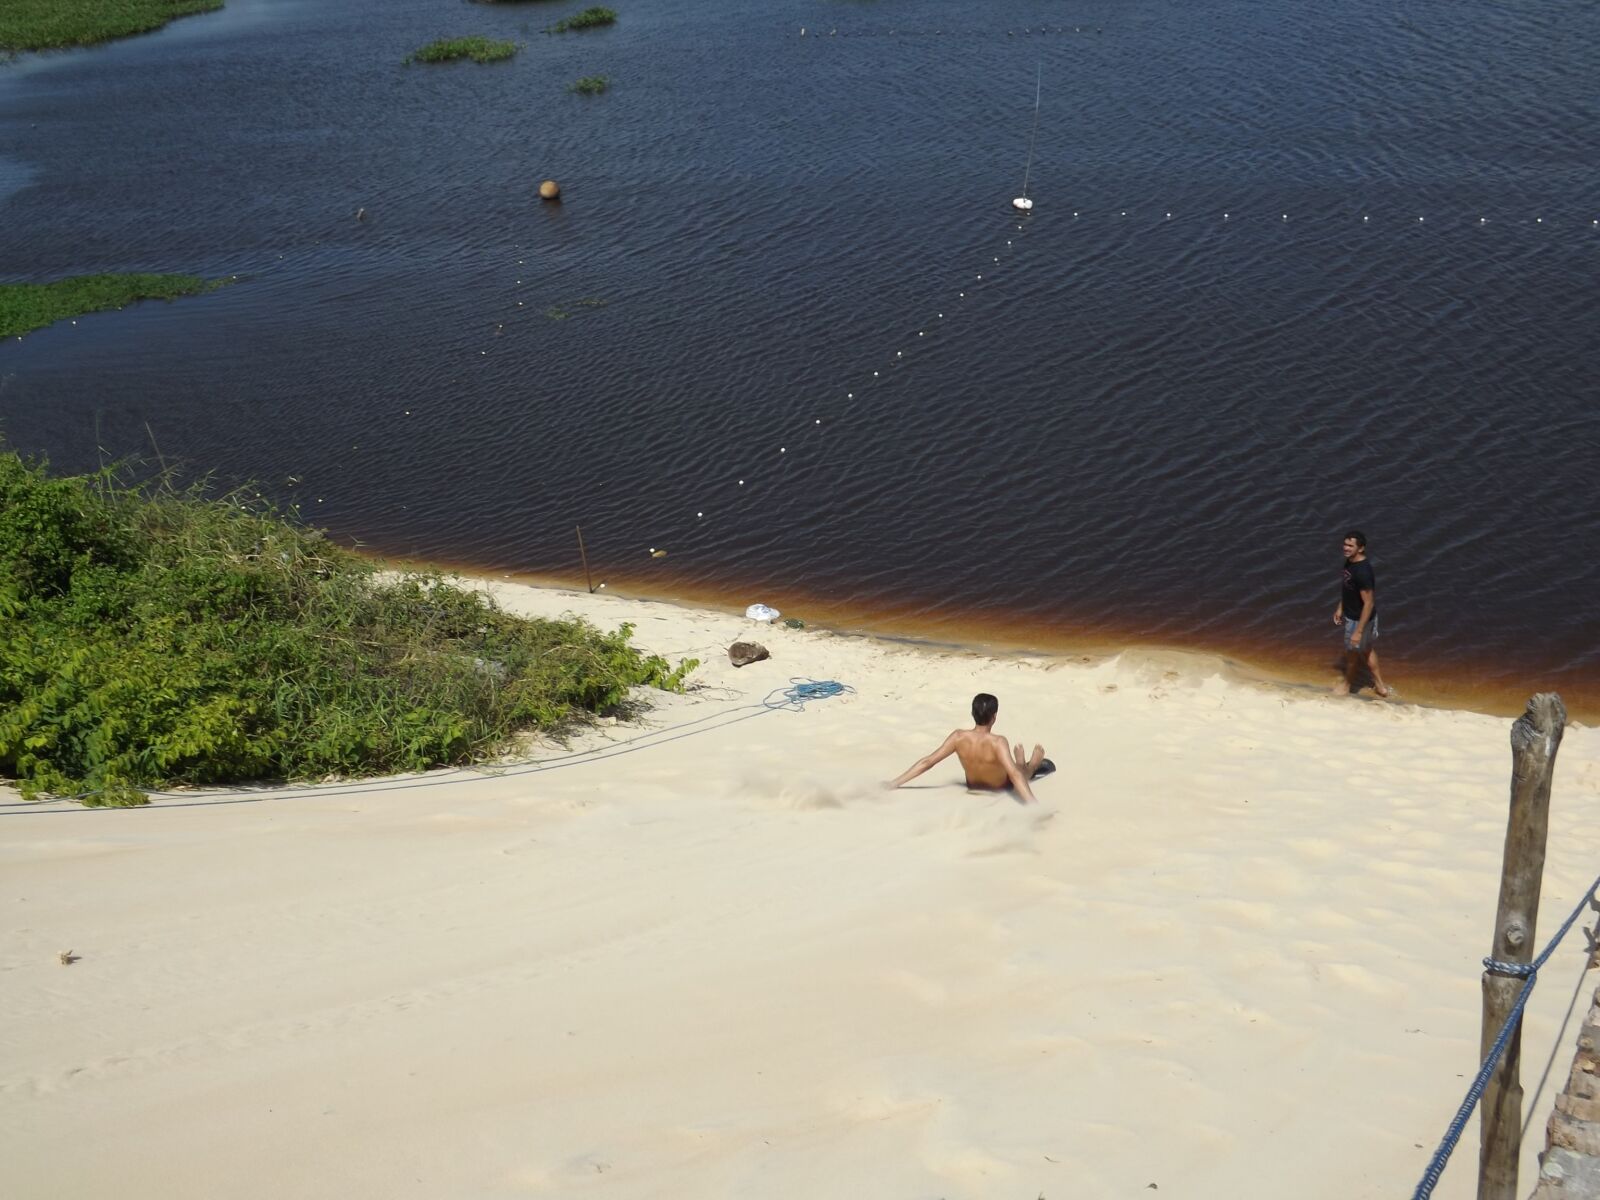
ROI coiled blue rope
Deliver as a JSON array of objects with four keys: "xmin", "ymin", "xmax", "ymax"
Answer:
[
  {"xmin": 769, "ymin": 678, "xmax": 852, "ymax": 708},
  {"xmin": 1411, "ymin": 871, "xmax": 1600, "ymax": 1200}
]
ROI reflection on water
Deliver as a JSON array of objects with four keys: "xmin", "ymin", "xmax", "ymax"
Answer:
[{"xmin": 1, "ymin": 0, "xmax": 1596, "ymax": 718}]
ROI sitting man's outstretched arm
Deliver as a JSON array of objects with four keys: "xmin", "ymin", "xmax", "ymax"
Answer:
[{"xmin": 886, "ymin": 731, "xmax": 959, "ymax": 789}]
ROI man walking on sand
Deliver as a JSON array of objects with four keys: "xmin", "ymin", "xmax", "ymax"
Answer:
[
  {"xmin": 1333, "ymin": 529, "xmax": 1391, "ymax": 697},
  {"xmin": 886, "ymin": 693, "xmax": 1053, "ymax": 803}
]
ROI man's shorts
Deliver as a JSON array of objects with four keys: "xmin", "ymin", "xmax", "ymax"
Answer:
[{"xmin": 1343, "ymin": 616, "xmax": 1378, "ymax": 652}]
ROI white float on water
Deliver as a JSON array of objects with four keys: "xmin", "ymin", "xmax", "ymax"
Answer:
[{"xmin": 1011, "ymin": 65, "xmax": 1042, "ymax": 214}]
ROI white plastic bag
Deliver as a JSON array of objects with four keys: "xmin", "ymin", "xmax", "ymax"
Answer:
[{"xmin": 744, "ymin": 603, "xmax": 781, "ymax": 623}]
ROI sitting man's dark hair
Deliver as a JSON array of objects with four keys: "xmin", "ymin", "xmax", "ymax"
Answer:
[
  {"xmin": 1344, "ymin": 528, "xmax": 1367, "ymax": 549},
  {"xmin": 971, "ymin": 693, "xmax": 999, "ymax": 727}
]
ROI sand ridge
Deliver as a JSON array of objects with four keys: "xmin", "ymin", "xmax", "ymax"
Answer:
[{"xmin": 2, "ymin": 579, "xmax": 1596, "ymax": 1199}]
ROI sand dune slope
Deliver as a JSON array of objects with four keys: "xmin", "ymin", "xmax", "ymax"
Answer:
[{"xmin": 2, "ymin": 582, "xmax": 1595, "ymax": 1199}]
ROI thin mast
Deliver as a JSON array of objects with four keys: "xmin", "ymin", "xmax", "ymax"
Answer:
[{"xmin": 1020, "ymin": 62, "xmax": 1042, "ymax": 198}]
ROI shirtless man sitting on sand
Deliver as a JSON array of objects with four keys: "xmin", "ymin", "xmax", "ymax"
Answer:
[{"xmin": 886, "ymin": 693, "xmax": 1052, "ymax": 804}]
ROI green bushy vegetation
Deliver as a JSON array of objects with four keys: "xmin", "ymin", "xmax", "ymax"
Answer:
[
  {"xmin": 407, "ymin": 36, "xmax": 518, "ymax": 65},
  {"xmin": 0, "ymin": 0, "xmax": 223, "ymax": 53},
  {"xmin": 549, "ymin": 8, "xmax": 617, "ymax": 33},
  {"xmin": 570, "ymin": 75, "xmax": 609, "ymax": 94},
  {"xmin": 0, "ymin": 451, "xmax": 697, "ymax": 805},
  {"xmin": 1, "ymin": 274, "xmax": 223, "ymax": 340},
  {"xmin": 545, "ymin": 297, "xmax": 608, "ymax": 320}
]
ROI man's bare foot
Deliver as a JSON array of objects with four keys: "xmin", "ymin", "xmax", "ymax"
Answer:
[
  {"xmin": 1373, "ymin": 684, "xmax": 1392, "ymax": 698},
  {"xmin": 1332, "ymin": 680, "xmax": 1351, "ymax": 695}
]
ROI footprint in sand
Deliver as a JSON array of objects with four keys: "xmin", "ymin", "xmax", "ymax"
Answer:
[
  {"xmin": 831, "ymin": 1087, "xmax": 946, "ymax": 1124},
  {"xmin": 1318, "ymin": 960, "xmax": 1409, "ymax": 1002},
  {"xmin": 1284, "ymin": 835, "xmax": 1341, "ymax": 862},
  {"xmin": 1202, "ymin": 898, "xmax": 1277, "ymax": 929},
  {"xmin": 775, "ymin": 782, "xmax": 847, "ymax": 810},
  {"xmin": 885, "ymin": 967, "xmax": 952, "ymax": 1007}
]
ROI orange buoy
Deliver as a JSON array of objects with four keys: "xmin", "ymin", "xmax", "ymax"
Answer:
[{"xmin": 538, "ymin": 179, "xmax": 561, "ymax": 201}]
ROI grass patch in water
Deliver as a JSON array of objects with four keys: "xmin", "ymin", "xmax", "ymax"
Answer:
[
  {"xmin": 545, "ymin": 297, "xmax": 608, "ymax": 320},
  {"xmin": 0, "ymin": 0, "xmax": 224, "ymax": 53},
  {"xmin": 407, "ymin": 36, "xmax": 519, "ymax": 65},
  {"xmin": 0, "ymin": 448, "xmax": 699, "ymax": 805},
  {"xmin": 570, "ymin": 75, "xmax": 610, "ymax": 94},
  {"xmin": 0, "ymin": 273, "xmax": 224, "ymax": 340},
  {"xmin": 548, "ymin": 8, "xmax": 617, "ymax": 33}
]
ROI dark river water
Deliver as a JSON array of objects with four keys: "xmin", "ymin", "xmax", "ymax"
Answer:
[{"xmin": 2, "ymin": 0, "xmax": 1597, "ymax": 717}]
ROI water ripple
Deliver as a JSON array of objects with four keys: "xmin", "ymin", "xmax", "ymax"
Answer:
[{"xmin": 1, "ymin": 0, "xmax": 1596, "ymax": 713}]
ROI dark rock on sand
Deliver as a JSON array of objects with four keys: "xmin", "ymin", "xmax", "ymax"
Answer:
[{"xmin": 728, "ymin": 641, "xmax": 770, "ymax": 668}]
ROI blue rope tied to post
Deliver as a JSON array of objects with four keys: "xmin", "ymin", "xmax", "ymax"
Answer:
[
  {"xmin": 1411, "ymin": 872, "xmax": 1600, "ymax": 1200},
  {"xmin": 1483, "ymin": 884, "xmax": 1596, "ymax": 980}
]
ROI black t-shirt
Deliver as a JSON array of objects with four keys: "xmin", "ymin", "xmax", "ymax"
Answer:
[{"xmin": 1341, "ymin": 558, "xmax": 1376, "ymax": 619}]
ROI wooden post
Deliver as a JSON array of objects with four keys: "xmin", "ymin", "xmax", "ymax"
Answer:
[
  {"xmin": 1478, "ymin": 692, "xmax": 1567, "ymax": 1200},
  {"xmin": 575, "ymin": 525, "xmax": 593, "ymax": 594}
]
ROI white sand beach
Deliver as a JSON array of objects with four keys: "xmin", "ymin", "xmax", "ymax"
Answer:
[{"xmin": 2, "ymin": 578, "xmax": 1596, "ymax": 1200}]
